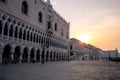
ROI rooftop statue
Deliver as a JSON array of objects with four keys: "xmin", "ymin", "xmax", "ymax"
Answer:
[{"xmin": 47, "ymin": 0, "xmax": 51, "ymax": 5}]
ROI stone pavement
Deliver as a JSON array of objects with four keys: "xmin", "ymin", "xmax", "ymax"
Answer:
[{"xmin": 0, "ymin": 61, "xmax": 120, "ymax": 80}]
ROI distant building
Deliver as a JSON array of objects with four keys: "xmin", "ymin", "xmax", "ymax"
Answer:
[
  {"xmin": 98, "ymin": 49, "xmax": 120, "ymax": 61},
  {"xmin": 0, "ymin": 0, "xmax": 69, "ymax": 63}
]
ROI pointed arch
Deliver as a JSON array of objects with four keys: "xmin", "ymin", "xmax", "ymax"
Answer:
[
  {"xmin": 19, "ymin": 28, "xmax": 22, "ymax": 39},
  {"xmin": 13, "ymin": 46, "xmax": 20, "ymax": 63},
  {"xmin": 4, "ymin": 23, "xmax": 8, "ymax": 36},
  {"xmin": 14, "ymin": 27, "xmax": 18, "ymax": 38},
  {"xmin": 22, "ymin": 47, "xmax": 28, "ymax": 62},
  {"xmin": 36, "ymin": 49, "xmax": 40, "ymax": 62},
  {"xmin": 2, "ymin": 44, "xmax": 11, "ymax": 63},
  {"xmin": 9, "ymin": 25, "xmax": 14, "ymax": 37},
  {"xmin": 30, "ymin": 48, "xmax": 35, "ymax": 62},
  {"xmin": 27, "ymin": 30, "xmax": 29, "ymax": 41},
  {"xmin": 23, "ymin": 29, "xmax": 26, "ymax": 40}
]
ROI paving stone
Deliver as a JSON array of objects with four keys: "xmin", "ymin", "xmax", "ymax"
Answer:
[{"xmin": 0, "ymin": 61, "xmax": 120, "ymax": 80}]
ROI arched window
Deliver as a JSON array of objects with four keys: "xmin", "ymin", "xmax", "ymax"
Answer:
[
  {"xmin": 21, "ymin": 1, "xmax": 28, "ymax": 15},
  {"xmin": 23, "ymin": 30, "xmax": 26, "ymax": 40},
  {"xmin": 48, "ymin": 21, "xmax": 51, "ymax": 29},
  {"xmin": 54, "ymin": 23, "xmax": 57, "ymax": 31},
  {"xmin": 30, "ymin": 32, "xmax": 33, "ymax": 41},
  {"xmin": 27, "ymin": 31, "xmax": 29, "ymax": 41},
  {"xmin": 19, "ymin": 28, "xmax": 22, "ymax": 39},
  {"xmin": 33, "ymin": 33, "xmax": 35, "ymax": 42},
  {"xmin": 39, "ymin": 35, "xmax": 42, "ymax": 44},
  {"xmin": 4, "ymin": 23, "xmax": 8, "ymax": 36},
  {"xmin": 14, "ymin": 27, "xmax": 18, "ymax": 38},
  {"xmin": 36, "ymin": 34, "xmax": 38, "ymax": 43},
  {"xmin": 9, "ymin": 25, "xmax": 14, "ymax": 37},
  {"xmin": 41, "ymin": 36, "xmax": 44, "ymax": 44},
  {"xmin": 38, "ymin": 12, "xmax": 42, "ymax": 23}
]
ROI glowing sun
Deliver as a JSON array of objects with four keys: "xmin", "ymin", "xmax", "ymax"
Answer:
[{"xmin": 77, "ymin": 34, "xmax": 90, "ymax": 44}]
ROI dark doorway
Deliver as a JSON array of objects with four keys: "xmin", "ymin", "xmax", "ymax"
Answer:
[
  {"xmin": 30, "ymin": 48, "xmax": 34, "ymax": 62},
  {"xmin": 36, "ymin": 49, "xmax": 40, "ymax": 62},
  {"xmin": 22, "ymin": 47, "xmax": 28, "ymax": 62},
  {"xmin": 53, "ymin": 52, "xmax": 56, "ymax": 61},
  {"xmin": 13, "ymin": 46, "xmax": 20, "ymax": 63},
  {"xmin": 2, "ymin": 45, "xmax": 11, "ymax": 63}
]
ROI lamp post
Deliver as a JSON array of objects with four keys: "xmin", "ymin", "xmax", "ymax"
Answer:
[
  {"xmin": 115, "ymin": 48, "xmax": 118, "ymax": 62},
  {"xmin": 41, "ymin": 27, "xmax": 52, "ymax": 64}
]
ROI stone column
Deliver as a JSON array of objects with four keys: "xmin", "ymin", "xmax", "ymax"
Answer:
[
  {"xmin": 21, "ymin": 30, "xmax": 24, "ymax": 40},
  {"xmin": 60, "ymin": 54, "xmax": 62, "ymax": 61},
  {"xmin": 10, "ymin": 49, "xmax": 14, "ymax": 63},
  {"xmin": 32, "ymin": 33, "xmax": 34, "ymax": 42},
  {"xmin": 55, "ymin": 53, "xmax": 57, "ymax": 61},
  {"xmin": 1, "ymin": 28, "xmax": 4, "ymax": 38},
  {"xmin": 16, "ymin": 31, "xmax": 19, "ymax": 41},
  {"xmin": 1, "ymin": 23, "xmax": 5, "ymax": 38},
  {"xmin": 17, "ymin": 26, "xmax": 20, "ymax": 38},
  {"xmin": 11, "ymin": 54, "xmax": 14, "ymax": 63},
  {"xmin": 19, "ymin": 54, "xmax": 23, "ymax": 63},
  {"xmin": 34, "ymin": 33, "xmax": 37, "ymax": 44},
  {"xmin": 65, "ymin": 54, "xmax": 67, "ymax": 61},
  {"xmin": 19, "ymin": 49, "xmax": 23, "ymax": 63},
  {"xmin": 7, "ymin": 26, "xmax": 10, "ymax": 38},
  {"xmin": 63, "ymin": 54, "xmax": 65, "ymax": 61},
  {"xmin": 27, "ymin": 54, "xmax": 30, "ymax": 63},
  {"xmin": 52, "ymin": 53, "xmax": 54, "ymax": 61},
  {"xmin": 40, "ymin": 50, "xmax": 42, "ymax": 62},
  {"xmin": 27, "ymin": 50, "xmax": 30, "ymax": 63},
  {"xmin": 34, "ymin": 50, "xmax": 37, "ymax": 61},
  {"xmin": 34, "ymin": 54, "xmax": 36, "ymax": 61},
  {"xmin": 12, "ymin": 26, "xmax": 15, "ymax": 38}
]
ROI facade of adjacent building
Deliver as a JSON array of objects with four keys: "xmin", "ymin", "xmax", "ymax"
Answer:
[
  {"xmin": 0, "ymin": 0, "xmax": 69, "ymax": 63},
  {"xmin": 69, "ymin": 38, "xmax": 99, "ymax": 60},
  {"xmin": 69, "ymin": 38, "xmax": 85, "ymax": 60}
]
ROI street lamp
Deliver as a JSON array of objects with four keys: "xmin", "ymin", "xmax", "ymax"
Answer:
[{"xmin": 115, "ymin": 48, "xmax": 118, "ymax": 62}]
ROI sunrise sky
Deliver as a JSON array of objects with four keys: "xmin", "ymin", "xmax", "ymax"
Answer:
[{"xmin": 51, "ymin": 0, "xmax": 120, "ymax": 52}]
